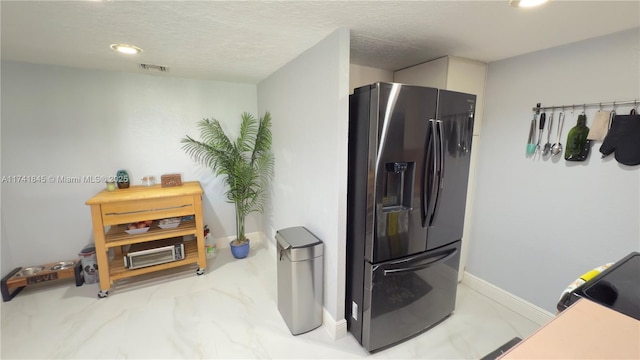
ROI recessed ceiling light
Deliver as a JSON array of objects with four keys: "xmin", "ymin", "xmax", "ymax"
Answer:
[
  {"xmin": 110, "ymin": 44, "xmax": 143, "ymax": 55},
  {"xmin": 510, "ymin": 0, "xmax": 549, "ymax": 8}
]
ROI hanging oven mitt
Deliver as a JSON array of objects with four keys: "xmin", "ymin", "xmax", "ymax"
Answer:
[
  {"xmin": 600, "ymin": 110, "xmax": 640, "ymax": 166},
  {"xmin": 565, "ymin": 114, "xmax": 590, "ymax": 161},
  {"xmin": 587, "ymin": 110, "xmax": 611, "ymax": 141}
]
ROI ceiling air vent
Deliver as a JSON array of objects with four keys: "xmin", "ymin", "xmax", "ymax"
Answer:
[{"xmin": 139, "ymin": 63, "xmax": 169, "ymax": 72}]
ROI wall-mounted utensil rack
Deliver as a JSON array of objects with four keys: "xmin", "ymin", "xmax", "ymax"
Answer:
[{"xmin": 532, "ymin": 100, "xmax": 639, "ymax": 112}]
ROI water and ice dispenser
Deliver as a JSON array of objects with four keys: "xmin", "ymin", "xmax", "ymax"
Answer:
[{"xmin": 382, "ymin": 161, "xmax": 414, "ymax": 212}]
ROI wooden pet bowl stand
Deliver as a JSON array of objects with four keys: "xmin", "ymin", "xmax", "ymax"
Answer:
[{"xmin": 1, "ymin": 260, "xmax": 83, "ymax": 302}]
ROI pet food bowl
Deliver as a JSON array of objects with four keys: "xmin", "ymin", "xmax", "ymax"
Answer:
[
  {"xmin": 15, "ymin": 266, "xmax": 45, "ymax": 277},
  {"xmin": 49, "ymin": 261, "xmax": 76, "ymax": 271}
]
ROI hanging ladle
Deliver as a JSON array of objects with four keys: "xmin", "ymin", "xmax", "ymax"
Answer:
[
  {"xmin": 551, "ymin": 112, "xmax": 565, "ymax": 155},
  {"xmin": 542, "ymin": 111, "xmax": 554, "ymax": 155}
]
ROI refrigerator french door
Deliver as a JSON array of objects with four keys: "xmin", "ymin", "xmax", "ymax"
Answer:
[
  {"xmin": 346, "ymin": 82, "xmax": 475, "ymax": 352},
  {"xmin": 426, "ymin": 89, "xmax": 476, "ymax": 250}
]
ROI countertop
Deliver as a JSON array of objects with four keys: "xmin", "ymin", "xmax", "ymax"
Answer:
[{"xmin": 499, "ymin": 298, "xmax": 640, "ymax": 359}]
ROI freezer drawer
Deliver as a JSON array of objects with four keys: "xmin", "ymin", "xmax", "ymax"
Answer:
[{"xmin": 355, "ymin": 240, "xmax": 460, "ymax": 352}]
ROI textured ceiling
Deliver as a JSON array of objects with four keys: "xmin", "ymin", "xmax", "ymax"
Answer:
[{"xmin": 1, "ymin": 1, "xmax": 639, "ymax": 84}]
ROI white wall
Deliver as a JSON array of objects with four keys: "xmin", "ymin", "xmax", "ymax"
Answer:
[
  {"xmin": 467, "ymin": 28, "xmax": 640, "ymax": 313},
  {"xmin": 257, "ymin": 28, "xmax": 350, "ymax": 327},
  {"xmin": 0, "ymin": 61, "xmax": 257, "ymax": 274},
  {"xmin": 394, "ymin": 56, "xmax": 448, "ymax": 89},
  {"xmin": 349, "ymin": 64, "xmax": 393, "ymax": 93}
]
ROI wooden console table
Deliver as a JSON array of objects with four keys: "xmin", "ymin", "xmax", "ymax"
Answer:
[{"xmin": 86, "ymin": 181, "xmax": 206, "ymax": 298}]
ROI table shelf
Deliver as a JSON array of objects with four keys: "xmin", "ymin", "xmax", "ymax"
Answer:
[
  {"xmin": 105, "ymin": 220, "xmax": 197, "ymax": 248},
  {"xmin": 108, "ymin": 240, "xmax": 199, "ymax": 281}
]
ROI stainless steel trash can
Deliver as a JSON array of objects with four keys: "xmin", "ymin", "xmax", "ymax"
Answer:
[{"xmin": 276, "ymin": 226, "xmax": 323, "ymax": 335}]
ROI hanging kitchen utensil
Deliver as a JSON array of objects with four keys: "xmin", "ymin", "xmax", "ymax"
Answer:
[
  {"xmin": 608, "ymin": 109, "xmax": 616, "ymax": 129},
  {"xmin": 565, "ymin": 112, "xmax": 590, "ymax": 161},
  {"xmin": 535, "ymin": 112, "xmax": 546, "ymax": 153},
  {"xmin": 600, "ymin": 112, "xmax": 640, "ymax": 166},
  {"xmin": 542, "ymin": 111, "xmax": 554, "ymax": 155},
  {"xmin": 551, "ymin": 112, "xmax": 565, "ymax": 155},
  {"xmin": 587, "ymin": 110, "xmax": 611, "ymax": 141},
  {"xmin": 526, "ymin": 112, "xmax": 537, "ymax": 154}
]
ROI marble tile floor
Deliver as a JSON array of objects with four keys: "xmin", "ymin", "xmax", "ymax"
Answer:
[{"xmin": 1, "ymin": 243, "xmax": 540, "ymax": 359}]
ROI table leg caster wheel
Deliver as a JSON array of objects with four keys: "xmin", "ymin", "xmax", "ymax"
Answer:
[
  {"xmin": 98, "ymin": 290, "xmax": 109, "ymax": 298},
  {"xmin": 196, "ymin": 268, "xmax": 205, "ymax": 276}
]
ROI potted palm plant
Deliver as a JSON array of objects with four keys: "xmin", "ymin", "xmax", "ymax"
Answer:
[{"xmin": 182, "ymin": 112, "xmax": 274, "ymax": 259}]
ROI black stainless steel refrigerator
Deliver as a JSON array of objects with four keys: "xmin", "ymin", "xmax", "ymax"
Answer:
[{"xmin": 346, "ymin": 82, "xmax": 476, "ymax": 352}]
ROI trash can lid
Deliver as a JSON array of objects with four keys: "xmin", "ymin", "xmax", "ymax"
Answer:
[
  {"xmin": 79, "ymin": 245, "xmax": 96, "ymax": 255},
  {"xmin": 276, "ymin": 226, "xmax": 322, "ymax": 249}
]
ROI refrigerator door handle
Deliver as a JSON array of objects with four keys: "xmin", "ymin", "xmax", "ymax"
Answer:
[
  {"xmin": 422, "ymin": 119, "xmax": 435, "ymax": 226},
  {"xmin": 426, "ymin": 119, "xmax": 440, "ymax": 226},
  {"xmin": 429, "ymin": 119, "xmax": 445, "ymax": 225},
  {"xmin": 383, "ymin": 247, "xmax": 458, "ymax": 276},
  {"xmin": 421, "ymin": 119, "xmax": 433, "ymax": 227}
]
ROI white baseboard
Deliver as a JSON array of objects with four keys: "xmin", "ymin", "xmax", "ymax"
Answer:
[
  {"xmin": 323, "ymin": 307, "xmax": 347, "ymax": 340},
  {"xmin": 213, "ymin": 231, "xmax": 266, "ymax": 249},
  {"xmin": 462, "ymin": 271, "xmax": 554, "ymax": 326},
  {"xmin": 264, "ymin": 234, "xmax": 277, "ymax": 259}
]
